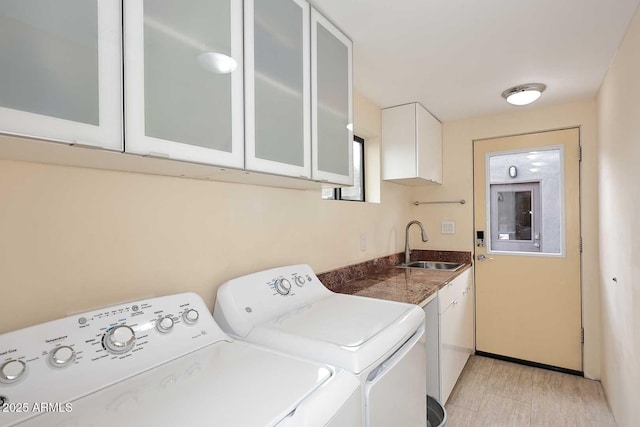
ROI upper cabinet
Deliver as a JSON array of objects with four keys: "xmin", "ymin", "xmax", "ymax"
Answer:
[
  {"xmin": 311, "ymin": 9, "xmax": 353, "ymax": 186},
  {"xmin": 244, "ymin": 2, "xmax": 353, "ymax": 185},
  {"xmin": 0, "ymin": 0, "xmax": 123, "ymax": 150},
  {"xmin": 123, "ymin": 0, "xmax": 244, "ymax": 168},
  {"xmin": 244, "ymin": 0, "xmax": 311, "ymax": 178},
  {"xmin": 382, "ymin": 103, "xmax": 442, "ymax": 185},
  {"xmin": 0, "ymin": 1, "xmax": 353, "ymax": 188}
]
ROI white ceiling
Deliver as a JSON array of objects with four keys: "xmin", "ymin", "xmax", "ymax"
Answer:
[{"xmin": 311, "ymin": 0, "xmax": 640, "ymax": 122}]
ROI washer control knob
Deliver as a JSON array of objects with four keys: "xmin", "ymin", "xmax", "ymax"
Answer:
[
  {"xmin": 103, "ymin": 325, "xmax": 136, "ymax": 354},
  {"xmin": 182, "ymin": 309, "xmax": 199, "ymax": 325},
  {"xmin": 156, "ymin": 316, "xmax": 175, "ymax": 333},
  {"xmin": 49, "ymin": 346, "xmax": 76, "ymax": 368},
  {"xmin": 0, "ymin": 359, "xmax": 27, "ymax": 384},
  {"xmin": 274, "ymin": 278, "xmax": 292, "ymax": 295},
  {"xmin": 294, "ymin": 276, "xmax": 305, "ymax": 286}
]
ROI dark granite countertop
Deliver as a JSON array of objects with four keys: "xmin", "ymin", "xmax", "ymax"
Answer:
[{"xmin": 317, "ymin": 250, "xmax": 472, "ymax": 306}]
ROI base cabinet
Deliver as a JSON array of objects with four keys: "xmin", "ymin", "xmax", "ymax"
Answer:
[{"xmin": 423, "ymin": 268, "xmax": 474, "ymax": 404}]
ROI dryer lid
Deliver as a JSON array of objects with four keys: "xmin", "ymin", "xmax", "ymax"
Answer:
[{"xmin": 264, "ymin": 294, "xmax": 414, "ymax": 348}]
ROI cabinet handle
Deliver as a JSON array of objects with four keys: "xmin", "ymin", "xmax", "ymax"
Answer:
[
  {"xmin": 452, "ymin": 300, "xmax": 458, "ymax": 305},
  {"xmin": 70, "ymin": 141, "xmax": 105, "ymax": 150},
  {"xmin": 144, "ymin": 152, "xmax": 171, "ymax": 159},
  {"xmin": 462, "ymin": 289, "xmax": 468, "ymax": 295}
]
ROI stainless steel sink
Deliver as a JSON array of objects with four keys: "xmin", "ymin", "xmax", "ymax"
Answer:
[{"xmin": 396, "ymin": 261, "xmax": 464, "ymax": 271}]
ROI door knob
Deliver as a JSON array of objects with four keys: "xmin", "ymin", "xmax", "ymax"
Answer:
[{"xmin": 477, "ymin": 254, "xmax": 494, "ymax": 262}]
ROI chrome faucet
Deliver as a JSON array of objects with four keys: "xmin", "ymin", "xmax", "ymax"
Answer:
[{"xmin": 405, "ymin": 220, "xmax": 429, "ymax": 265}]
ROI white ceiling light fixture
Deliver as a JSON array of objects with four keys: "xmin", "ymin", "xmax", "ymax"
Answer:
[
  {"xmin": 502, "ymin": 83, "xmax": 547, "ymax": 106},
  {"xmin": 197, "ymin": 52, "xmax": 238, "ymax": 74}
]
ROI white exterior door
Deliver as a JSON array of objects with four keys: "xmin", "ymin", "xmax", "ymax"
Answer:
[{"xmin": 474, "ymin": 128, "xmax": 582, "ymax": 372}]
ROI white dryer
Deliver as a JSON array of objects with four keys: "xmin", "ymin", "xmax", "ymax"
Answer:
[
  {"xmin": 214, "ymin": 264, "xmax": 427, "ymax": 427},
  {"xmin": 0, "ymin": 293, "xmax": 361, "ymax": 427}
]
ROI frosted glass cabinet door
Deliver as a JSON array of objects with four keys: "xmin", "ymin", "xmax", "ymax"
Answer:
[
  {"xmin": 244, "ymin": 0, "xmax": 311, "ymax": 178},
  {"xmin": 124, "ymin": 0, "xmax": 244, "ymax": 168},
  {"xmin": 0, "ymin": 0, "xmax": 122, "ymax": 150},
  {"xmin": 311, "ymin": 9, "xmax": 353, "ymax": 185}
]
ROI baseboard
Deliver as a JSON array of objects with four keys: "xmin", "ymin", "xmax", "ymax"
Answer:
[{"xmin": 474, "ymin": 351, "xmax": 584, "ymax": 377}]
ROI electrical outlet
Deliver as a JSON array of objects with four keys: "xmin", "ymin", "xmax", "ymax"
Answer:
[
  {"xmin": 360, "ymin": 234, "xmax": 366, "ymax": 251},
  {"xmin": 441, "ymin": 221, "xmax": 456, "ymax": 234}
]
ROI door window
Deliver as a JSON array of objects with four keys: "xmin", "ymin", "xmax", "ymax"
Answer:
[
  {"xmin": 490, "ymin": 182, "xmax": 540, "ymax": 252},
  {"xmin": 486, "ymin": 148, "xmax": 564, "ymax": 255}
]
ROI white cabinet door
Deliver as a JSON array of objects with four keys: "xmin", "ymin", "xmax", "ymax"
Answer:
[
  {"xmin": 244, "ymin": 0, "xmax": 311, "ymax": 178},
  {"xmin": 382, "ymin": 102, "xmax": 442, "ymax": 185},
  {"xmin": 0, "ymin": 0, "xmax": 122, "ymax": 150},
  {"xmin": 416, "ymin": 105, "xmax": 442, "ymax": 183},
  {"xmin": 440, "ymin": 300, "xmax": 462, "ymax": 404},
  {"xmin": 439, "ymin": 269, "xmax": 474, "ymax": 403},
  {"xmin": 311, "ymin": 9, "xmax": 353, "ymax": 185},
  {"xmin": 124, "ymin": 0, "xmax": 244, "ymax": 167},
  {"xmin": 381, "ymin": 104, "xmax": 417, "ymax": 181},
  {"xmin": 423, "ymin": 297, "xmax": 441, "ymax": 401},
  {"xmin": 425, "ymin": 268, "xmax": 474, "ymax": 404},
  {"xmin": 459, "ymin": 270, "xmax": 475, "ymax": 357}
]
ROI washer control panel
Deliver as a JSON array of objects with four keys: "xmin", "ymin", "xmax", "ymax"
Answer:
[
  {"xmin": 267, "ymin": 270, "xmax": 316, "ymax": 298},
  {"xmin": 215, "ymin": 265, "xmax": 333, "ymax": 338},
  {"xmin": 0, "ymin": 293, "xmax": 226, "ymax": 426}
]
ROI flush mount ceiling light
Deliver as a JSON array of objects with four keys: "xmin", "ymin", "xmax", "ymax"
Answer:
[
  {"xmin": 197, "ymin": 52, "xmax": 238, "ymax": 74},
  {"xmin": 502, "ymin": 83, "xmax": 547, "ymax": 106}
]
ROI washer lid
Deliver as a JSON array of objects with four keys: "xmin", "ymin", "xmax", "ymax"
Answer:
[
  {"xmin": 16, "ymin": 341, "xmax": 341, "ymax": 427},
  {"xmin": 269, "ymin": 294, "xmax": 411, "ymax": 347},
  {"xmin": 250, "ymin": 294, "xmax": 425, "ymax": 373}
]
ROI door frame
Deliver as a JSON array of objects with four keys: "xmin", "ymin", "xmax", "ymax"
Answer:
[{"xmin": 472, "ymin": 126, "xmax": 584, "ymax": 374}]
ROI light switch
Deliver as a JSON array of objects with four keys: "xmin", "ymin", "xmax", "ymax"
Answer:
[{"xmin": 441, "ymin": 221, "xmax": 455, "ymax": 234}]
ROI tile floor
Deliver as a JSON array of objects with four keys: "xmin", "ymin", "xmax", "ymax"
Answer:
[{"xmin": 444, "ymin": 356, "xmax": 616, "ymax": 427}]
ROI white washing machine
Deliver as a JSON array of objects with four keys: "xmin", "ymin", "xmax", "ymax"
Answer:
[
  {"xmin": 214, "ymin": 265, "xmax": 427, "ymax": 427},
  {"xmin": 0, "ymin": 293, "xmax": 361, "ymax": 427}
]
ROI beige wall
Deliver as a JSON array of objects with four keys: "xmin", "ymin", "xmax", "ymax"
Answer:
[
  {"xmin": 0, "ymin": 93, "xmax": 412, "ymax": 334},
  {"xmin": 597, "ymin": 5, "xmax": 640, "ymax": 426},
  {"xmin": 409, "ymin": 99, "xmax": 601, "ymax": 379}
]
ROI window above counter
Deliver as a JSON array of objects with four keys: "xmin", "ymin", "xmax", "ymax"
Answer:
[{"xmin": 322, "ymin": 136, "xmax": 365, "ymax": 201}]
